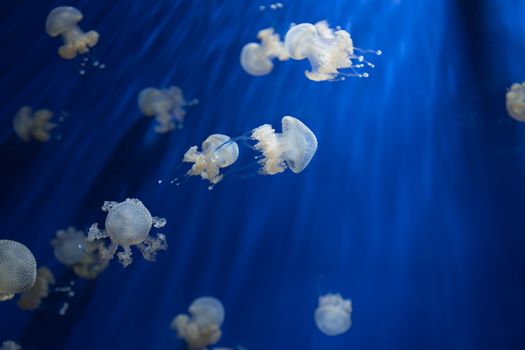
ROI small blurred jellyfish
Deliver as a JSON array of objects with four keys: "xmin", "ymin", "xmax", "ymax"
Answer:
[
  {"xmin": 240, "ymin": 27, "xmax": 289, "ymax": 76},
  {"xmin": 506, "ymin": 82, "xmax": 525, "ymax": 122},
  {"xmin": 0, "ymin": 240, "xmax": 36, "ymax": 302},
  {"xmin": 87, "ymin": 198, "xmax": 168, "ymax": 267},
  {"xmin": 171, "ymin": 297, "xmax": 225, "ymax": 350},
  {"xmin": 17, "ymin": 267, "xmax": 55, "ymax": 311},
  {"xmin": 259, "ymin": 2, "xmax": 284, "ymax": 11},
  {"xmin": 284, "ymin": 21, "xmax": 381, "ymax": 81},
  {"xmin": 314, "ymin": 293, "xmax": 352, "ymax": 336},
  {"xmin": 0, "ymin": 341, "xmax": 21, "ymax": 350},
  {"xmin": 138, "ymin": 86, "xmax": 199, "ymax": 133},
  {"xmin": 51, "ymin": 226, "xmax": 108, "ymax": 279},
  {"xmin": 13, "ymin": 106, "xmax": 56, "ymax": 142},
  {"xmin": 46, "ymin": 6, "xmax": 99, "ymax": 60}
]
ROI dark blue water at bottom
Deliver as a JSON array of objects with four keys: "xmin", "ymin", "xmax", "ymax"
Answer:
[{"xmin": 0, "ymin": 0, "xmax": 524, "ymax": 349}]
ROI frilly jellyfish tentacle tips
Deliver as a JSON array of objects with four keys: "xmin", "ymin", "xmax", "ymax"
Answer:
[
  {"xmin": 506, "ymin": 82, "xmax": 525, "ymax": 122},
  {"xmin": 240, "ymin": 27, "xmax": 289, "ymax": 76},
  {"xmin": 0, "ymin": 240, "xmax": 37, "ymax": 302},
  {"xmin": 13, "ymin": 106, "xmax": 56, "ymax": 142},
  {"xmin": 45, "ymin": 6, "xmax": 99, "ymax": 59},
  {"xmin": 17, "ymin": 267, "xmax": 55, "ymax": 311},
  {"xmin": 87, "ymin": 198, "xmax": 168, "ymax": 267},
  {"xmin": 314, "ymin": 293, "xmax": 352, "ymax": 336}
]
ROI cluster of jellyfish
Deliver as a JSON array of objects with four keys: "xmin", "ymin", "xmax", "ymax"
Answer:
[{"xmin": 241, "ymin": 21, "xmax": 382, "ymax": 81}]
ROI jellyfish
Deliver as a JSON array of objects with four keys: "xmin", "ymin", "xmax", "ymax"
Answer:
[
  {"xmin": 138, "ymin": 86, "xmax": 198, "ymax": 132},
  {"xmin": 51, "ymin": 226, "xmax": 108, "ymax": 279},
  {"xmin": 87, "ymin": 198, "xmax": 168, "ymax": 267},
  {"xmin": 0, "ymin": 240, "xmax": 36, "ymax": 302},
  {"xmin": 284, "ymin": 21, "xmax": 381, "ymax": 81},
  {"xmin": 314, "ymin": 293, "xmax": 352, "ymax": 336},
  {"xmin": 13, "ymin": 106, "xmax": 56, "ymax": 142},
  {"xmin": 171, "ymin": 297, "xmax": 225, "ymax": 350},
  {"xmin": 17, "ymin": 267, "xmax": 55, "ymax": 311},
  {"xmin": 45, "ymin": 6, "xmax": 99, "ymax": 59},
  {"xmin": 240, "ymin": 27, "xmax": 289, "ymax": 76},
  {"xmin": 0, "ymin": 341, "xmax": 21, "ymax": 350},
  {"xmin": 506, "ymin": 82, "xmax": 525, "ymax": 122}
]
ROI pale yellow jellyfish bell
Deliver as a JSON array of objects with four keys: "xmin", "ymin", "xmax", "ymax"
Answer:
[
  {"xmin": 17, "ymin": 267, "xmax": 55, "ymax": 311},
  {"xmin": 240, "ymin": 28, "xmax": 289, "ymax": 76},
  {"xmin": 45, "ymin": 6, "xmax": 99, "ymax": 59},
  {"xmin": 12, "ymin": 106, "xmax": 56, "ymax": 142},
  {"xmin": 251, "ymin": 116, "xmax": 318, "ymax": 175},
  {"xmin": 506, "ymin": 82, "xmax": 525, "ymax": 122},
  {"xmin": 0, "ymin": 240, "xmax": 37, "ymax": 302},
  {"xmin": 314, "ymin": 293, "xmax": 352, "ymax": 336}
]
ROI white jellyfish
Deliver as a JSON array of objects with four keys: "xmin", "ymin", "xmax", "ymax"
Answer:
[
  {"xmin": 17, "ymin": 267, "xmax": 55, "ymax": 311},
  {"xmin": 45, "ymin": 6, "xmax": 99, "ymax": 60},
  {"xmin": 13, "ymin": 106, "xmax": 56, "ymax": 142},
  {"xmin": 240, "ymin": 27, "xmax": 289, "ymax": 76},
  {"xmin": 284, "ymin": 21, "xmax": 381, "ymax": 81},
  {"xmin": 0, "ymin": 341, "xmax": 21, "ymax": 350},
  {"xmin": 87, "ymin": 198, "xmax": 168, "ymax": 267},
  {"xmin": 0, "ymin": 240, "xmax": 37, "ymax": 302},
  {"xmin": 314, "ymin": 293, "xmax": 352, "ymax": 336},
  {"xmin": 138, "ymin": 86, "xmax": 198, "ymax": 133},
  {"xmin": 506, "ymin": 82, "xmax": 525, "ymax": 122},
  {"xmin": 51, "ymin": 227, "xmax": 108, "ymax": 279},
  {"xmin": 171, "ymin": 297, "xmax": 225, "ymax": 350}
]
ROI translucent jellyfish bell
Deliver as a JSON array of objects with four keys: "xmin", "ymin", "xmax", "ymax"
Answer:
[
  {"xmin": 13, "ymin": 106, "xmax": 56, "ymax": 142},
  {"xmin": 240, "ymin": 27, "xmax": 289, "ymax": 76},
  {"xmin": 189, "ymin": 297, "xmax": 225, "ymax": 328},
  {"xmin": 17, "ymin": 267, "xmax": 55, "ymax": 311},
  {"xmin": 314, "ymin": 293, "xmax": 352, "ymax": 336},
  {"xmin": 87, "ymin": 198, "xmax": 168, "ymax": 267},
  {"xmin": 285, "ymin": 21, "xmax": 381, "ymax": 81},
  {"xmin": 251, "ymin": 116, "xmax": 318, "ymax": 175},
  {"xmin": 0, "ymin": 240, "xmax": 37, "ymax": 301},
  {"xmin": 45, "ymin": 6, "xmax": 99, "ymax": 59},
  {"xmin": 506, "ymin": 82, "xmax": 525, "ymax": 122}
]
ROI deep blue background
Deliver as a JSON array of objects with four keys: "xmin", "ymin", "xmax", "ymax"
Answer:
[{"xmin": 1, "ymin": 0, "xmax": 525, "ymax": 349}]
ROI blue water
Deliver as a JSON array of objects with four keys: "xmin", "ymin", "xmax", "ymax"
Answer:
[{"xmin": 1, "ymin": 0, "xmax": 525, "ymax": 349}]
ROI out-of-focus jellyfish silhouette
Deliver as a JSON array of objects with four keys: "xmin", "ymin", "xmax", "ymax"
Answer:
[
  {"xmin": 45, "ymin": 6, "xmax": 99, "ymax": 59},
  {"xmin": 284, "ymin": 21, "xmax": 381, "ymax": 81},
  {"xmin": 0, "ymin": 341, "xmax": 21, "ymax": 350},
  {"xmin": 17, "ymin": 267, "xmax": 55, "ymax": 311},
  {"xmin": 13, "ymin": 106, "xmax": 56, "ymax": 142},
  {"xmin": 240, "ymin": 28, "xmax": 289, "ymax": 76},
  {"xmin": 171, "ymin": 297, "xmax": 225, "ymax": 350},
  {"xmin": 506, "ymin": 82, "xmax": 525, "ymax": 122},
  {"xmin": 0, "ymin": 240, "xmax": 36, "ymax": 302},
  {"xmin": 51, "ymin": 227, "xmax": 108, "ymax": 279},
  {"xmin": 138, "ymin": 86, "xmax": 198, "ymax": 133},
  {"xmin": 259, "ymin": 2, "xmax": 284, "ymax": 11},
  {"xmin": 314, "ymin": 293, "xmax": 352, "ymax": 336},
  {"xmin": 87, "ymin": 198, "xmax": 168, "ymax": 267}
]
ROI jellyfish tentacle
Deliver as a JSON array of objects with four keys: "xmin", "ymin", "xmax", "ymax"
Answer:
[
  {"xmin": 87, "ymin": 223, "xmax": 109, "ymax": 240},
  {"xmin": 102, "ymin": 201, "xmax": 119, "ymax": 212},
  {"xmin": 137, "ymin": 233, "xmax": 167, "ymax": 262},
  {"xmin": 152, "ymin": 216, "xmax": 167, "ymax": 228}
]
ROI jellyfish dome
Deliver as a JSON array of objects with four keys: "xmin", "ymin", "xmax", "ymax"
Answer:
[
  {"xmin": 240, "ymin": 27, "xmax": 289, "ymax": 76},
  {"xmin": 184, "ymin": 134, "xmax": 239, "ymax": 186},
  {"xmin": 17, "ymin": 267, "xmax": 55, "ymax": 311},
  {"xmin": 87, "ymin": 198, "xmax": 168, "ymax": 267},
  {"xmin": 189, "ymin": 297, "xmax": 225, "ymax": 328},
  {"xmin": 45, "ymin": 6, "xmax": 99, "ymax": 59},
  {"xmin": 0, "ymin": 240, "xmax": 37, "ymax": 301},
  {"xmin": 251, "ymin": 116, "xmax": 318, "ymax": 175},
  {"xmin": 0, "ymin": 341, "xmax": 21, "ymax": 350},
  {"xmin": 13, "ymin": 106, "xmax": 56, "ymax": 142},
  {"xmin": 506, "ymin": 82, "xmax": 525, "ymax": 122},
  {"xmin": 314, "ymin": 293, "xmax": 352, "ymax": 336}
]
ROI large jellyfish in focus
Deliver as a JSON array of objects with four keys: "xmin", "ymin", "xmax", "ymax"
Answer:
[
  {"xmin": 0, "ymin": 240, "xmax": 36, "ymax": 301},
  {"xmin": 138, "ymin": 86, "xmax": 199, "ymax": 133},
  {"xmin": 46, "ymin": 6, "xmax": 99, "ymax": 59},
  {"xmin": 17, "ymin": 267, "xmax": 55, "ymax": 311},
  {"xmin": 314, "ymin": 293, "xmax": 352, "ymax": 336},
  {"xmin": 87, "ymin": 198, "xmax": 168, "ymax": 267},
  {"xmin": 51, "ymin": 227, "xmax": 108, "ymax": 279},
  {"xmin": 13, "ymin": 106, "xmax": 56, "ymax": 142},
  {"xmin": 506, "ymin": 82, "xmax": 525, "ymax": 122},
  {"xmin": 240, "ymin": 27, "xmax": 289, "ymax": 76},
  {"xmin": 284, "ymin": 21, "xmax": 381, "ymax": 81},
  {"xmin": 171, "ymin": 297, "xmax": 225, "ymax": 350},
  {"xmin": 0, "ymin": 341, "xmax": 21, "ymax": 350}
]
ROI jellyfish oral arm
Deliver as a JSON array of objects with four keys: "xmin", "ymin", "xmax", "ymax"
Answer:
[
  {"xmin": 87, "ymin": 223, "xmax": 109, "ymax": 240},
  {"xmin": 137, "ymin": 233, "xmax": 167, "ymax": 262}
]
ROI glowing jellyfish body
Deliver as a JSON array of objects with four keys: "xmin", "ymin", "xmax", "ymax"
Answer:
[
  {"xmin": 138, "ymin": 86, "xmax": 198, "ymax": 132},
  {"xmin": 0, "ymin": 240, "xmax": 36, "ymax": 301},
  {"xmin": 240, "ymin": 28, "xmax": 289, "ymax": 76},
  {"xmin": 17, "ymin": 267, "xmax": 55, "ymax": 311},
  {"xmin": 171, "ymin": 297, "xmax": 225, "ymax": 350},
  {"xmin": 13, "ymin": 106, "xmax": 56, "ymax": 142},
  {"xmin": 285, "ymin": 21, "xmax": 380, "ymax": 81},
  {"xmin": 87, "ymin": 198, "xmax": 167, "ymax": 267},
  {"xmin": 314, "ymin": 293, "xmax": 352, "ymax": 336},
  {"xmin": 45, "ymin": 6, "xmax": 99, "ymax": 59},
  {"xmin": 506, "ymin": 82, "xmax": 525, "ymax": 122},
  {"xmin": 0, "ymin": 341, "xmax": 21, "ymax": 350}
]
